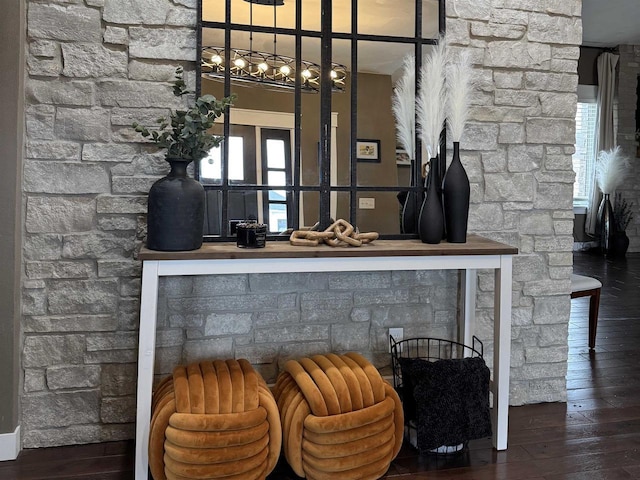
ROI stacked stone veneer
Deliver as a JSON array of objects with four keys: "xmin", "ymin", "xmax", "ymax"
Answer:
[
  {"xmin": 21, "ymin": 0, "xmax": 580, "ymax": 448},
  {"xmin": 616, "ymin": 45, "xmax": 640, "ymax": 251}
]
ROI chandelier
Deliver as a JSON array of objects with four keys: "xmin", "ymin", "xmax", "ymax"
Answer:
[{"xmin": 201, "ymin": 0, "xmax": 347, "ymax": 93}]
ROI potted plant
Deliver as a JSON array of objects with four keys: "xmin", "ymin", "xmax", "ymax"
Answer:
[
  {"xmin": 610, "ymin": 192, "xmax": 634, "ymax": 257},
  {"xmin": 133, "ymin": 67, "xmax": 235, "ymax": 251}
]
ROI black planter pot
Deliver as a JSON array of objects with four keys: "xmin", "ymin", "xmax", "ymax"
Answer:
[
  {"xmin": 608, "ymin": 231, "xmax": 629, "ymax": 258},
  {"xmin": 443, "ymin": 142, "xmax": 470, "ymax": 243},
  {"xmin": 147, "ymin": 158, "xmax": 205, "ymax": 251},
  {"xmin": 418, "ymin": 157, "xmax": 444, "ymax": 244}
]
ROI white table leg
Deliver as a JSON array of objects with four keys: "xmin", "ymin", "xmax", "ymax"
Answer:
[
  {"xmin": 135, "ymin": 260, "xmax": 160, "ymax": 479},
  {"xmin": 492, "ymin": 255, "xmax": 512, "ymax": 450},
  {"xmin": 460, "ymin": 269, "xmax": 477, "ymax": 352}
]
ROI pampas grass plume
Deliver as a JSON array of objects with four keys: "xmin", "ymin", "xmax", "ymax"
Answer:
[
  {"xmin": 392, "ymin": 54, "xmax": 415, "ymax": 158},
  {"xmin": 446, "ymin": 50, "xmax": 474, "ymax": 142},
  {"xmin": 418, "ymin": 38, "xmax": 447, "ymax": 159},
  {"xmin": 596, "ymin": 146, "xmax": 628, "ymax": 194}
]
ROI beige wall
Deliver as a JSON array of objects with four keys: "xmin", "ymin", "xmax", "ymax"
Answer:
[{"xmin": 0, "ymin": 0, "xmax": 23, "ymax": 434}]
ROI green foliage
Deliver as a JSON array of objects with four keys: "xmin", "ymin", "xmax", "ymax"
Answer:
[
  {"xmin": 133, "ymin": 67, "xmax": 236, "ymax": 162},
  {"xmin": 614, "ymin": 192, "xmax": 634, "ymax": 232}
]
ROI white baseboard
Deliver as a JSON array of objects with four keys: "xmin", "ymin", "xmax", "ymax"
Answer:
[{"xmin": 0, "ymin": 425, "xmax": 20, "ymax": 461}]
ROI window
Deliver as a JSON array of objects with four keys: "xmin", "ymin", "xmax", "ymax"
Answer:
[{"xmin": 573, "ymin": 86, "xmax": 598, "ymax": 208}]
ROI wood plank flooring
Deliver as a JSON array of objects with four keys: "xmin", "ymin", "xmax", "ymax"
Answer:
[{"xmin": 2, "ymin": 252, "xmax": 639, "ymax": 479}]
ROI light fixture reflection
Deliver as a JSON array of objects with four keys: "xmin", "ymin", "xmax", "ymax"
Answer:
[{"xmin": 202, "ymin": 47, "xmax": 347, "ymax": 93}]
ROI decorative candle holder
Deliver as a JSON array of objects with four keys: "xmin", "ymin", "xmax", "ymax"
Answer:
[{"xmin": 236, "ymin": 221, "xmax": 267, "ymax": 248}]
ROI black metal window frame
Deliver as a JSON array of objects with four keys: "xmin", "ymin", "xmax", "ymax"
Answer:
[{"xmin": 197, "ymin": 0, "xmax": 446, "ymax": 241}]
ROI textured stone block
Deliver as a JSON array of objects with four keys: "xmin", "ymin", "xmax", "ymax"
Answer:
[
  {"xmin": 103, "ymin": 0, "xmax": 173, "ymax": 25},
  {"xmin": 248, "ymin": 273, "xmax": 314, "ymax": 292},
  {"xmin": 23, "ymin": 390, "xmax": 100, "ymax": 430},
  {"xmin": 101, "ymin": 396, "xmax": 136, "ymax": 423},
  {"xmin": 129, "ymin": 27, "xmax": 196, "ymax": 61},
  {"xmin": 539, "ymin": 92, "xmax": 577, "ymax": 118},
  {"xmin": 470, "ymin": 22, "xmax": 525, "ymax": 40},
  {"xmin": 330, "ymin": 323, "xmax": 370, "ymax": 351},
  {"xmin": 513, "ymin": 254, "xmax": 546, "ymax": 282},
  {"xmin": 534, "ymin": 183, "xmax": 573, "ymax": 210},
  {"xmin": 528, "ymin": 14, "xmax": 582, "ymax": 45},
  {"xmin": 300, "ymin": 291, "xmax": 353, "ymax": 311},
  {"xmin": 27, "ymin": 55, "xmax": 62, "ymax": 77},
  {"xmin": 353, "ymin": 289, "xmax": 410, "ymax": 306},
  {"xmin": 23, "ymin": 335, "xmax": 85, "ymax": 368},
  {"xmin": 62, "ymin": 232, "xmax": 135, "ymax": 259},
  {"xmin": 255, "ymin": 310, "xmax": 300, "ymax": 326},
  {"xmin": 26, "ymin": 105, "xmax": 55, "ymax": 140},
  {"xmin": 97, "ymin": 260, "xmax": 141, "ymax": 277},
  {"xmin": 47, "ymin": 365, "xmax": 101, "ymax": 390},
  {"xmin": 55, "ymin": 108, "xmax": 111, "ymax": 142},
  {"xmin": 23, "ymin": 288, "xmax": 47, "ymax": 316},
  {"xmin": 82, "ymin": 143, "xmax": 138, "ymax": 163},
  {"xmin": 26, "ymin": 197, "xmax": 95, "ymax": 234},
  {"xmin": 62, "ymin": 43, "xmax": 127, "ymax": 78},
  {"xmin": 328, "ymin": 272, "xmax": 391, "ymax": 290},
  {"xmin": 234, "ymin": 345, "xmax": 278, "ymax": 365},
  {"xmin": 97, "ymin": 80, "xmax": 184, "ymax": 108},
  {"xmin": 27, "ymin": 79, "xmax": 94, "ymax": 106},
  {"xmin": 485, "ymin": 41, "xmax": 551, "ymax": 69},
  {"xmin": 104, "ymin": 27, "xmax": 129, "ymax": 45},
  {"xmin": 525, "ymin": 72, "xmax": 578, "ymax": 92},
  {"xmin": 97, "ymin": 195, "xmax": 147, "ymax": 214},
  {"xmin": 255, "ymin": 325, "xmax": 329, "ymax": 344},
  {"xmin": 485, "ymin": 173, "xmax": 534, "ymax": 202},
  {"xmin": 183, "ymin": 338, "xmax": 233, "ymax": 363},
  {"xmin": 26, "ymin": 261, "xmax": 94, "ymax": 280},
  {"xmin": 112, "ymin": 176, "xmax": 158, "ymax": 194},
  {"xmin": 48, "ymin": 279, "xmax": 119, "ymax": 315},
  {"xmin": 26, "ymin": 140, "xmax": 81, "ymax": 161},
  {"xmin": 101, "ymin": 363, "xmax": 137, "ymax": 396},
  {"xmin": 533, "ymin": 296, "xmax": 571, "ymax": 324},
  {"xmin": 30, "ymin": 39, "xmax": 58, "ymax": 58},
  {"xmin": 24, "ymin": 369, "xmax": 47, "ymax": 393},
  {"xmin": 204, "ymin": 313, "xmax": 253, "ymax": 336},
  {"xmin": 507, "ymin": 145, "xmax": 543, "ymax": 172},
  {"xmin": 28, "ymin": 4, "xmax": 101, "ymax": 42},
  {"xmin": 460, "ymin": 123, "xmax": 499, "ymax": 151},
  {"xmin": 23, "ymin": 315, "xmax": 117, "ymax": 333},
  {"xmin": 25, "ymin": 161, "xmax": 109, "ymax": 194}
]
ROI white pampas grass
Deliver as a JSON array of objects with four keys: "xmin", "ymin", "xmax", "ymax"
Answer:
[
  {"xmin": 596, "ymin": 146, "xmax": 628, "ymax": 194},
  {"xmin": 446, "ymin": 50, "xmax": 474, "ymax": 142},
  {"xmin": 392, "ymin": 54, "xmax": 416, "ymax": 159},
  {"xmin": 418, "ymin": 39, "xmax": 447, "ymax": 159}
]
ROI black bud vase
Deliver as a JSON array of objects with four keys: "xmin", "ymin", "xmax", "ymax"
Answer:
[
  {"xmin": 401, "ymin": 159, "xmax": 418, "ymax": 234},
  {"xmin": 418, "ymin": 157, "xmax": 444, "ymax": 244},
  {"xmin": 147, "ymin": 158, "xmax": 205, "ymax": 251},
  {"xmin": 443, "ymin": 142, "xmax": 470, "ymax": 243},
  {"xmin": 596, "ymin": 193, "xmax": 615, "ymax": 256}
]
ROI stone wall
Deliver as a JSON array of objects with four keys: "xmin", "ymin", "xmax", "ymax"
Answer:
[
  {"xmin": 20, "ymin": 0, "xmax": 580, "ymax": 447},
  {"xmin": 616, "ymin": 45, "xmax": 640, "ymax": 251}
]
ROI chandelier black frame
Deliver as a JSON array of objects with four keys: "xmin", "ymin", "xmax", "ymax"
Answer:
[{"xmin": 201, "ymin": 46, "xmax": 347, "ymax": 93}]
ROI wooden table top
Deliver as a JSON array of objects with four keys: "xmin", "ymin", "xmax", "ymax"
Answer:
[{"xmin": 138, "ymin": 234, "xmax": 518, "ymax": 261}]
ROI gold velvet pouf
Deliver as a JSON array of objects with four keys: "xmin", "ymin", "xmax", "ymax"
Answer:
[
  {"xmin": 273, "ymin": 352, "xmax": 404, "ymax": 480},
  {"xmin": 149, "ymin": 359, "xmax": 282, "ymax": 480}
]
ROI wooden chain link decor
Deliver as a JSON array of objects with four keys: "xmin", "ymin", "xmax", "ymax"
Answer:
[{"xmin": 290, "ymin": 219, "xmax": 379, "ymax": 247}]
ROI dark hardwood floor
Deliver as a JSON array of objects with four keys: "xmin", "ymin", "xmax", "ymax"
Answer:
[{"xmin": 3, "ymin": 252, "xmax": 640, "ymax": 479}]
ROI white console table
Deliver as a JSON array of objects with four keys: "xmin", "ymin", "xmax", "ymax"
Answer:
[{"xmin": 135, "ymin": 235, "xmax": 517, "ymax": 478}]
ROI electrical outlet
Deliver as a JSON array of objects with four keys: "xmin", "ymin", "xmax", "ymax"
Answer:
[
  {"xmin": 358, "ymin": 197, "xmax": 375, "ymax": 209},
  {"xmin": 389, "ymin": 327, "xmax": 404, "ymax": 352}
]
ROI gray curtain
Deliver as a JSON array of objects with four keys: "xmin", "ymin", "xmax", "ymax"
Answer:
[{"xmin": 585, "ymin": 52, "xmax": 619, "ymax": 235}]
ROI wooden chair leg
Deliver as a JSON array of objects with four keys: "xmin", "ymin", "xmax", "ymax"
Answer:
[{"xmin": 588, "ymin": 288, "xmax": 601, "ymax": 350}]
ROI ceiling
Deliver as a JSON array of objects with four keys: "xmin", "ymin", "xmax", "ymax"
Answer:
[{"xmin": 582, "ymin": 0, "xmax": 640, "ymax": 47}]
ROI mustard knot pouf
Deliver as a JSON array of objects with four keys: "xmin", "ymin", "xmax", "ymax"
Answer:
[
  {"xmin": 149, "ymin": 359, "xmax": 282, "ymax": 480},
  {"xmin": 273, "ymin": 352, "xmax": 404, "ymax": 480}
]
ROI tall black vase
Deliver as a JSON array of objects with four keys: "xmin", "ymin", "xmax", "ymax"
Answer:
[
  {"xmin": 147, "ymin": 158, "xmax": 205, "ymax": 251},
  {"xmin": 400, "ymin": 159, "xmax": 418, "ymax": 234},
  {"xmin": 596, "ymin": 193, "xmax": 615, "ymax": 256},
  {"xmin": 418, "ymin": 157, "xmax": 444, "ymax": 244},
  {"xmin": 443, "ymin": 142, "xmax": 470, "ymax": 243}
]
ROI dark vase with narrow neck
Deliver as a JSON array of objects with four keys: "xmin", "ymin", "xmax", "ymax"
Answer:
[
  {"xmin": 400, "ymin": 159, "xmax": 418, "ymax": 234},
  {"xmin": 596, "ymin": 193, "xmax": 615, "ymax": 256},
  {"xmin": 443, "ymin": 142, "xmax": 470, "ymax": 243},
  {"xmin": 418, "ymin": 157, "xmax": 444, "ymax": 244},
  {"xmin": 147, "ymin": 158, "xmax": 205, "ymax": 251}
]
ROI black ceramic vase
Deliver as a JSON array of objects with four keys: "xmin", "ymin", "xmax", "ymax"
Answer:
[
  {"xmin": 443, "ymin": 142, "xmax": 470, "ymax": 243},
  {"xmin": 147, "ymin": 158, "xmax": 205, "ymax": 251},
  {"xmin": 596, "ymin": 193, "xmax": 615, "ymax": 256},
  {"xmin": 400, "ymin": 159, "xmax": 418, "ymax": 234},
  {"xmin": 418, "ymin": 157, "xmax": 444, "ymax": 244}
]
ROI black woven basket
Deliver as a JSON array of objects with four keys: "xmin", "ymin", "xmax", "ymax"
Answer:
[{"xmin": 389, "ymin": 336, "xmax": 486, "ymax": 455}]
